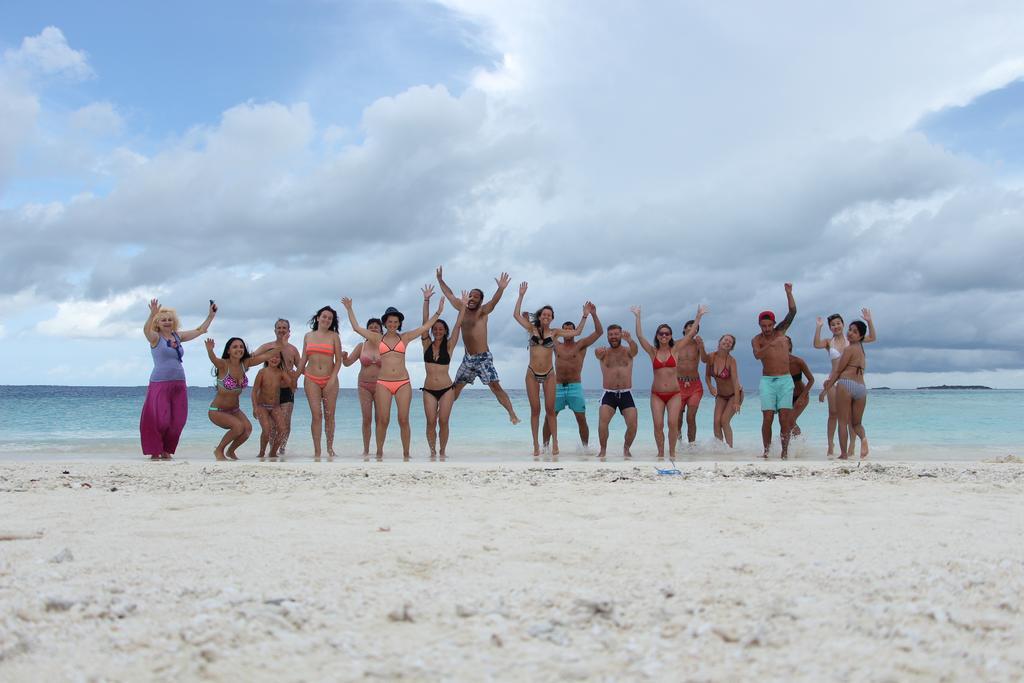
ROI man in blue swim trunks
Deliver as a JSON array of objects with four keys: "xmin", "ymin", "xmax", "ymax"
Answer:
[
  {"xmin": 436, "ymin": 266, "xmax": 521, "ymax": 424},
  {"xmin": 542, "ymin": 302, "xmax": 603, "ymax": 449},
  {"xmin": 751, "ymin": 283, "xmax": 797, "ymax": 458}
]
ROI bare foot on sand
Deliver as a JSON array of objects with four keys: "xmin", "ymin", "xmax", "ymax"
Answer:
[{"xmin": 214, "ymin": 448, "xmax": 227, "ymax": 461}]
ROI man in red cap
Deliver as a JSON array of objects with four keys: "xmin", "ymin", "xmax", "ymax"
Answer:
[{"xmin": 751, "ymin": 283, "xmax": 797, "ymax": 458}]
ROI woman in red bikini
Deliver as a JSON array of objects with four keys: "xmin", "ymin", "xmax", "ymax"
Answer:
[
  {"xmin": 705, "ymin": 334, "xmax": 744, "ymax": 447},
  {"xmin": 631, "ymin": 304, "xmax": 706, "ymax": 459},
  {"xmin": 341, "ymin": 296, "xmax": 444, "ymax": 459},
  {"xmin": 341, "ymin": 316, "xmax": 384, "ymax": 456},
  {"xmin": 299, "ymin": 305, "xmax": 343, "ymax": 458}
]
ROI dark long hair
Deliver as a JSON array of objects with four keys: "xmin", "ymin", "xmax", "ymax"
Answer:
[
  {"xmin": 654, "ymin": 323, "xmax": 674, "ymax": 349},
  {"xmin": 530, "ymin": 305, "xmax": 554, "ymax": 335},
  {"xmin": 309, "ymin": 306, "xmax": 339, "ymax": 332},
  {"xmin": 849, "ymin": 320, "xmax": 867, "ymax": 339},
  {"xmin": 212, "ymin": 337, "xmax": 250, "ymax": 376}
]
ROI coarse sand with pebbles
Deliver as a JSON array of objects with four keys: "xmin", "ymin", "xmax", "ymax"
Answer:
[{"xmin": 1, "ymin": 460, "xmax": 1022, "ymax": 681}]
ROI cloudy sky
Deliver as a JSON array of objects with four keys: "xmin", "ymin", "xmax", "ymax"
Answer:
[{"xmin": 2, "ymin": 0, "xmax": 1024, "ymax": 390}]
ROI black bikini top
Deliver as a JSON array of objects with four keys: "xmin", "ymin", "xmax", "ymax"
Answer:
[
  {"xmin": 424, "ymin": 342, "xmax": 451, "ymax": 366},
  {"xmin": 529, "ymin": 335, "xmax": 555, "ymax": 349}
]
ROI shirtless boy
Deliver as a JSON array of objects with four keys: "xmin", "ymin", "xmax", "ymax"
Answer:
[
  {"xmin": 543, "ymin": 301, "xmax": 603, "ymax": 449},
  {"xmin": 436, "ymin": 266, "xmax": 520, "ymax": 424},
  {"xmin": 751, "ymin": 283, "xmax": 797, "ymax": 458},
  {"xmin": 595, "ymin": 324, "xmax": 639, "ymax": 457},
  {"xmin": 252, "ymin": 319, "xmax": 302, "ymax": 454}
]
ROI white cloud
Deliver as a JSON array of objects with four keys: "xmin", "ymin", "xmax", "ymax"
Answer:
[
  {"xmin": 69, "ymin": 101, "xmax": 122, "ymax": 135},
  {"xmin": 35, "ymin": 289, "xmax": 152, "ymax": 339},
  {"xmin": 3, "ymin": 26, "xmax": 93, "ymax": 80}
]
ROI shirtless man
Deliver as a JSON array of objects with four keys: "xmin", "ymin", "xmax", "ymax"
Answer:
[
  {"xmin": 253, "ymin": 319, "xmax": 302, "ymax": 454},
  {"xmin": 542, "ymin": 302, "xmax": 603, "ymax": 449},
  {"xmin": 674, "ymin": 318, "xmax": 708, "ymax": 444},
  {"xmin": 595, "ymin": 324, "xmax": 639, "ymax": 457},
  {"xmin": 436, "ymin": 266, "xmax": 521, "ymax": 424},
  {"xmin": 751, "ymin": 283, "xmax": 797, "ymax": 458}
]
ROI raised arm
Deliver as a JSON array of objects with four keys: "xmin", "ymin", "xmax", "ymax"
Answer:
[
  {"xmin": 447, "ymin": 291, "xmax": 469, "ymax": 353},
  {"xmin": 677, "ymin": 305, "xmax": 709, "ymax": 345},
  {"xmin": 205, "ymin": 338, "xmax": 227, "ymax": 373},
  {"xmin": 402, "ymin": 299, "xmax": 445, "ymax": 342},
  {"xmin": 813, "ymin": 317, "xmax": 829, "ymax": 349},
  {"xmin": 862, "ymin": 308, "xmax": 877, "ymax": 343},
  {"xmin": 512, "ymin": 282, "xmax": 535, "ymax": 333},
  {"xmin": 245, "ymin": 348, "xmax": 281, "ymax": 369},
  {"xmin": 579, "ymin": 302, "xmax": 604, "ymax": 347},
  {"xmin": 624, "ymin": 330, "xmax": 640, "ymax": 358},
  {"xmin": 340, "ymin": 298, "xmax": 376, "ymax": 341},
  {"xmin": 435, "ymin": 265, "xmax": 462, "ymax": 309},
  {"xmin": 179, "ymin": 301, "xmax": 217, "ymax": 342},
  {"xmin": 481, "ymin": 272, "xmax": 511, "ymax": 314},
  {"xmin": 775, "ymin": 283, "xmax": 796, "ymax": 333},
  {"xmin": 143, "ymin": 299, "xmax": 160, "ymax": 345},
  {"xmin": 630, "ymin": 306, "xmax": 655, "ymax": 356},
  {"xmin": 421, "ymin": 284, "xmax": 435, "ymax": 348}
]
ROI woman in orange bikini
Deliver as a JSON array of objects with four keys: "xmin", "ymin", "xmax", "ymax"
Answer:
[
  {"xmin": 341, "ymin": 296, "xmax": 444, "ymax": 459},
  {"xmin": 299, "ymin": 305, "xmax": 344, "ymax": 458},
  {"xmin": 341, "ymin": 316, "xmax": 384, "ymax": 455},
  {"xmin": 512, "ymin": 282, "xmax": 583, "ymax": 456},
  {"xmin": 705, "ymin": 334, "xmax": 744, "ymax": 447},
  {"xmin": 631, "ymin": 304, "xmax": 706, "ymax": 459}
]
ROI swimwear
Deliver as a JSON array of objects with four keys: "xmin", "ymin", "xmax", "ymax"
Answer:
[
  {"xmin": 358, "ymin": 380, "xmax": 378, "ymax": 394},
  {"xmin": 709, "ymin": 360, "xmax": 731, "ymax": 380},
  {"xmin": 677, "ymin": 376, "xmax": 703, "ymax": 405},
  {"xmin": 652, "ymin": 390, "xmax": 680, "ymax": 404},
  {"xmin": 378, "ymin": 378, "xmax": 411, "ymax": 395},
  {"xmin": 360, "ymin": 354, "xmax": 382, "ymax": 368},
  {"xmin": 601, "ymin": 389, "xmax": 636, "ymax": 413},
  {"xmin": 306, "ymin": 342, "xmax": 334, "ymax": 356},
  {"xmin": 529, "ymin": 367, "xmax": 553, "ymax": 383},
  {"xmin": 304, "ymin": 372, "xmax": 330, "ymax": 388},
  {"xmin": 836, "ymin": 378, "xmax": 868, "ymax": 400},
  {"xmin": 421, "ymin": 385, "xmax": 454, "ymax": 401},
  {"xmin": 652, "ymin": 352, "xmax": 677, "ymax": 370},
  {"xmin": 424, "ymin": 342, "xmax": 451, "ymax": 366},
  {"xmin": 759, "ymin": 375, "xmax": 795, "ymax": 411},
  {"xmin": 828, "ymin": 343, "xmax": 843, "ymax": 361},
  {"xmin": 529, "ymin": 335, "xmax": 555, "ymax": 348},
  {"xmin": 279, "ymin": 387, "xmax": 295, "ymax": 404},
  {"xmin": 257, "ymin": 403, "xmax": 278, "ymax": 411},
  {"xmin": 208, "ymin": 406, "xmax": 242, "ymax": 415},
  {"xmin": 555, "ymin": 382, "xmax": 586, "ymax": 413},
  {"xmin": 455, "ymin": 351, "xmax": 499, "ymax": 385},
  {"xmin": 217, "ymin": 372, "xmax": 248, "ymax": 393},
  {"xmin": 379, "ymin": 338, "xmax": 406, "ymax": 355}
]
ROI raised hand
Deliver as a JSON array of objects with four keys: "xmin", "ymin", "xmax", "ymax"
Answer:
[
  {"xmin": 435, "ymin": 298, "xmax": 445, "ymax": 316},
  {"xmin": 422, "ymin": 284, "xmax": 435, "ymax": 300},
  {"xmin": 622, "ymin": 330, "xmax": 633, "ymax": 341},
  {"xmin": 496, "ymin": 272, "xmax": 511, "ymax": 289},
  {"xmin": 587, "ymin": 301, "xmax": 597, "ymax": 315},
  {"xmin": 149, "ymin": 298, "xmax": 160, "ymax": 314},
  {"xmin": 861, "ymin": 308, "xmax": 872, "ymax": 322},
  {"xmin": 340, "ymin": 297, "xmax": 353, "ymax": 309},
  {"xmin": 816, "ymin": 316, "xmax": 824, "ymax": 327},
  {"xmin": 784, "ymin": 282, "xmax": 793, "ymax": 294},
  {"xmin": 630, "ymin": 305, "xmax": 641, "ymax": 317},
  {"xmin": 460, "ymin": 290, "xmax": 470, "ymax": 306},
  {"xmin": 696, "ymin": 304, "xmax": 709, "ymax": 317},
  {"xmin": 436, "ymin": 265, "xmax": 443, "ymax": 281},
  {"xmin": 205, "ymin": 338, "xmax": 215, "ymax": 350},
  {"xmin": 518, "ymin": 281, "xmax": 528, "ymax": 297}
]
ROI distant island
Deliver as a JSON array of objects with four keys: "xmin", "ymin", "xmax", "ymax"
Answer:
[
  {"xmin": 916, "ymin": 385, "xmax": 992, "ymax": 390},
  {"xmin": 873, "ymin": 386, "xmax": 892, "ymax": 390}
]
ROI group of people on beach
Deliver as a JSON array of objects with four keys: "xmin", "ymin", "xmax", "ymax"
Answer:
[{"xmin": 140, "ymin": 269, "xmax": 876, "ymax": 462}]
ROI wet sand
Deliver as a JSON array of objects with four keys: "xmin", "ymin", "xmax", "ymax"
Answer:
[{"xmin": 1, "ymin": 460, "xmax": 1022, "ymax": 681}]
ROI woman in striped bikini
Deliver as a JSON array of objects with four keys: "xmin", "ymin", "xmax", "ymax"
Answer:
[
  {"xmin": 341, "ymin": 296, "xmax": 444, "ymax": 459},
  {"xmin": 299, "ymin": 306, "xmax": 343, "ymax": 458},
  {"xmin": 813, "ymin": 308, "xmax": 875, "ymax": 456},
  {"xmin": 820, "ymin": 319, "xmax": 873, "ymax": 460}
]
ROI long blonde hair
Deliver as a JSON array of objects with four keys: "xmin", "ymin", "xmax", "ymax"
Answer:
[{"xmin": 151, "ymin": 307, "xmax": 180, "ymax": 333}]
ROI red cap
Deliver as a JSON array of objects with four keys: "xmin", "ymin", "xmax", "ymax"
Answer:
[{"xmin": 758, "ymin": 310, "xmax": 776, "ymax": 322}]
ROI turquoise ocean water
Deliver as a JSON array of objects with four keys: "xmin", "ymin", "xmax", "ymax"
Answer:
[{"xmin": 1, "ymin": 386, "xmax": 1020, "ymax": 461}]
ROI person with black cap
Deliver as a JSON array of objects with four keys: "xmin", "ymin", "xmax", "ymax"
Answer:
[
  {"xmin": 751, "ymin": 283, "xmax": 797, "ymax": 458},
  {"xmin": 341, "ymin": 296, "xmax": 444, "ymax": 459}
]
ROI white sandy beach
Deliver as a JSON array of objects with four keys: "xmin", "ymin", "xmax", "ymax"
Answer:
[{"xmin": 1, "ymin": 460, "xmax": 1022, "ymax": 682}]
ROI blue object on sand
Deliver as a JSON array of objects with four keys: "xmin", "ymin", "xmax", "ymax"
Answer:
[{"xmin": 656, "ymin": 467, "xmax": 682, "ymax": 476}]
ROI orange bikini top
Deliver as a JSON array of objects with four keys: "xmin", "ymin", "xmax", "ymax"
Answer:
[
  {"xmin": 306, "ymin": 341, "xmax": 334, "ymax": 356},
  {"xmin": 379, "ymin": 337, "xmax": 406, "ymax": 355}
]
